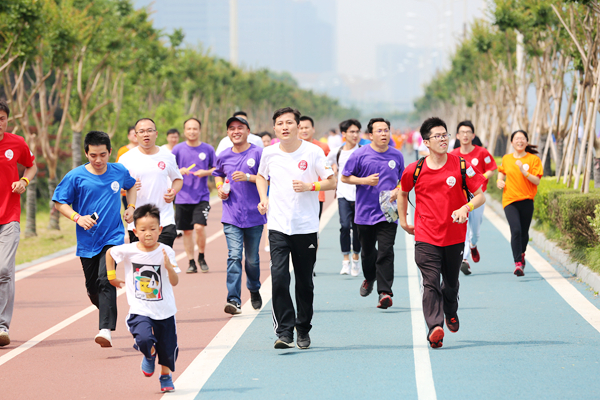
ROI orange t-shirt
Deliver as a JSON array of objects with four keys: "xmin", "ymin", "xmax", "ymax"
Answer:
[
  {"xmin": 311, "ymin": 139, "xmax": 330, "ymax": 202},
  {"xmin": 497, "ymin": 152, "xmax": 543, "ymax": 208},
  {"xmin": 115, "ymin": 145, "xmax": 130, "ymax": 162}
]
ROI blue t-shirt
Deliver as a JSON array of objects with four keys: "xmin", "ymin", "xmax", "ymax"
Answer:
[{"xmin": 52, "ymin": 163, "xmax": 136, "ymax": 258}]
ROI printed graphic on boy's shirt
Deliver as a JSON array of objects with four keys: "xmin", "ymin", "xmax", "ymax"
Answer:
[{"xmin": 133, "ymin": 263, "xmax": 162, "ymax": 301}]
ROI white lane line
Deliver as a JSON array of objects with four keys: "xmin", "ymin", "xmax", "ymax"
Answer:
[
  {"xmin": 169, "ymin": 201, "xmax": 339, "ymax": 399},
  {"xmin": 484, "ymin": 207, "xmax": 600, "ymax": 333}
]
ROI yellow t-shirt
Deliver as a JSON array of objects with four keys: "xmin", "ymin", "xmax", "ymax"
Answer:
[{"xmin": 497, "ymin": 152, "xmax": 543, "ymax": 208}]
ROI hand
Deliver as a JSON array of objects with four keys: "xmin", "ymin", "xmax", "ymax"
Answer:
[
  {"xmin": 217, "ymin": 186, "xmax": 229, "ymax": 200},
  {"xmin": 231, "ymin": 171, "xmax": 247, "ymax": 182},
  {"xmin": 163, "ymin": 188, "xmax": 176, "ymax": 203},
  {"xmin": 390, "ymin": 188, "xmax": 400, "ymax": 202},
  {"xmin": 363, "ymin": 173, "xmax": 379, "ymax": 186},
  {"xmin": 124, "ymin": 207, "xmax": 134, "ymax": 224},
  {"xmin": 401, "ymin": 223, "xmax": 415, "ymax": 235},
  {"xmin": 292, "ymin": 180, "xmax": 310, "ymax": 192},
  {"xmin": 497, "ymin": 179, "xmax": 505, "ymax": 189},
  {"xmin": 515, "ymin": 160, "xmax": 527, "ymax": 174},
  {"xmin": 451, "ymin": 207, "xmax": 469, "ymax": 224},
  {"xmin": 77, "ymin": 215, "xmax": 97, "ymax": 230},
  {"xmin": 257, "ymin": 200, "xmax": 269, "ymax": 215},
  {"xmin": 11, "ymin": 180, "xmax": 27, "ymax": 194},
  {"xmin": 180, "ymin": 167, "xmax": 190, "ymax": 176},
  {"xmin": 135, "ymin": 179, "xmax": 142, "ymax": 191},
  {"xmin": 109, "ymin": 277, "xmax": 125, "ymax": 289},
  {"xmin": 163, "ymin": 249, "xmax": 173, "ymax": 270}
]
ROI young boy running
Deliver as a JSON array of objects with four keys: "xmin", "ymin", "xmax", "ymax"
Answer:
[
  {"xmin": 53, "ymin": 131, "xmax": 137, "ymax": 347},
  {"xmin": 399, "ymin": 117, "xmax": 486, "ymax": 349},
  {"xmin": 450, "ymin": 121, "xmax": 497, "ymax": 275},
  {"xmin": 106, "ymin": 204, "xmax": 180, "ymax": 393}
]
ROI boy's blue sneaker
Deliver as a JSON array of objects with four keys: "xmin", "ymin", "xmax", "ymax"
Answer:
[
  {"xmin": 160, "ymin": 374, "xmax": 175, "ymax": 392},
  {"xmin": 141, "ymin": 355, "xmax": 156, "ymax": 377}
]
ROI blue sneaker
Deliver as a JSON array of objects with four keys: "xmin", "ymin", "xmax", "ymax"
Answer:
[
  {"xmin": 141, "ymin": 355, "xmax": 156, "ymax": 377},
  {"xmin": 160, "ymin": 374, "xmax": 175, "ymax": 392}
]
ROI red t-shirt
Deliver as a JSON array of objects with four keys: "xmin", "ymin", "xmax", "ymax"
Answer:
[
  {"xmin": 450, "ymin": 145, "xmax": 497, "ymax": 192},
  {"xmin": 401, "ymin": 153, "xmax": 486, "ymax": 247},
  {"xmin": 0, "ymin": 132, "xmax": 36, "ymax": 225}
]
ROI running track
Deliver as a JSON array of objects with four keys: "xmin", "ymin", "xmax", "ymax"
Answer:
[{"xmin": 2, "ymin": 195, "xmax": 600, "ymax": 399}]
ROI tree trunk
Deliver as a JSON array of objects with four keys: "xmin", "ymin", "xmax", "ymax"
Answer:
[
  {"xmin": 72, "ymin": 130, "xmax": 82, "ymax": 169},
  {"xmin": 47, "ymin": 177, "xmax": 60, "ymax": 230},
  {"xmin": 25, "ymin": 178, "xmax": 37, "ymax": 238}
]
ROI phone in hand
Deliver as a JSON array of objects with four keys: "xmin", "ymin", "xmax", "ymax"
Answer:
[{"xmin": 91, "ymin": 212, "xmax": 99, "ymax": 221}]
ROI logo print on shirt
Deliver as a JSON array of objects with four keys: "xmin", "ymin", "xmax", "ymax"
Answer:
[
  {"xmin": 298, "ymin": 160, "xmax": 308, "ymax": 171},
  {"xmin": 5, "ymin": 149, "xmax": 14, "ymax": 160},
  {"xmin": 158, "ymin": 161, "xmax": 166, "ymax": 170},
  {"xmin": 484, "ymin": 156, "xmax": 491, "ymax": 164},
  {"xmin": 111, "ymin": 181, "xmax": 120, "ymax": 192},
  {"xmin": 199, "ymin": 152, "xmax": 206, "ymax": 161},
  {"xmin": 471, "ymin": 158, "xmax": 479, "ymax": 166},
  {"xmin": 446, "ymin": 176, "xmax": 456, "ymax": 187},
  {"xmin": 466, "ymin": 166, "xmax": 476, "ymax": 177},
  {"xmin": 388, "ymin": 160, "xmax": 396, "ymax": 169},
  {"xmin": 247, "ymin": 158, "xmax": 256, "ymax": 168},
  {"xmin": 523, "ymin": 164, "xmax": 530, "ymax": 171}
]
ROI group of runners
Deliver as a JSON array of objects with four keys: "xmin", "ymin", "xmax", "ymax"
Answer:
[{"xmin": 0, "ymin": 97, "xmax": 545, "ymax": 392}]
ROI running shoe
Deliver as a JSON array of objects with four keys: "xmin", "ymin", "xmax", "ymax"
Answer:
[
  {"xmin": 224, "ymin": 301, "xmax": 242, "ymax": 315},
  {"xmin": 446, "ymin": 315, "xmax": 459, "ymax": 333},
  {"xmin": 359, "ymin": 279, "xmax": 375, "ymax": 297},
  {"xmin": 428, "ymin": 326, "xmax": 444, "ymax": 349},
  {"xmin": 377, "ymin": 293, "xmax": 393, "ymax": 309},
  {"xmin": 274, "ymin": 336, "xmax": 294, "ymax": 349},
  {"xmin": 470, "ymin": 246, "xmax": 480, "ymax": 263},
  {"xmin": 460, "ymin": 261, "xmax": 471, "ymax": 275},
  {"xmin": 521, "ymin": 252, "xmax": 526, "ymax": 269},
  {"xmin": 198, "ymin": 257, "xmax": 209, "ymax": 273},
  {"xmin": 141, "ymin": 354, "xmax": 156, "ymax": 377},
  {"xmin": 350, "ymin": 257, "xmax": 360, "ymax": 277},
  {"xmin": 514, "ymin": 261, "xmax": 524, "ymax": 277},
  {"xmin": 186, "ymin": 259, "xmax": 197, "ymax": 273},
  {"xmin": 340, "ymin": 260, "xmax": 351, "ymax": 275},
  {"xmin": 250, "ymin": 291, "xmax": 262, "ymax": 310},
  {"xmin": 296, "ymin": 333, "xmax": 311, "ymax": 350},
  {"xmin": 94, "ymin": 329, "xmax": 112, "ymax": 348},
  {"xmin": 160, "ymin": 374, "xmax": 175, "ymax": 392},
  {"xmin": 0, "ymin": 330, "xmax": 10, "ymax": 347}
]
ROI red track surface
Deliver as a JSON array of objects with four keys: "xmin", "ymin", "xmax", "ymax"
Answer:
[{"xmin": 0, "ymin": 199, "xmax": 272, "ymax": 399}]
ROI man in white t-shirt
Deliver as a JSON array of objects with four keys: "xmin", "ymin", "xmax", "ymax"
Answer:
[
  {"xmin": 119, "ymin": 118, "xmax": 183, "ymax": 247},
  {"xmin": 257, "ymin": 107, "xmax": 336, "ymax": 350},
  {"xmin": 215, "ymin": 111, "xmax": 264, "ymax": 156},
  {"xmin": 327, "ymin": 128, "xmax": 343, "ymax": 150},
  {"xmin": 326, "ymin": 119, "xmax": 362, "ymax": 276}
]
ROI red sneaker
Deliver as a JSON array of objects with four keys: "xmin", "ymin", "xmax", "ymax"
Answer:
[
  {"xmin": 470, "ymin": 246, "xmax": 480, "ymax": 263},
  {"xmin": 445, "ymin": 315, "xmax": 459, "ymax": 333},
  {"xmin": 521, "ymin": 253, "xmax": 526, "ymax": 269},
  {"xmin": 428, "ymin": 326, "xmax": 444, "ymax": 348},
  {"xmin": 514, "ymin": 261, "xmax": 524, "ymax": 277}
]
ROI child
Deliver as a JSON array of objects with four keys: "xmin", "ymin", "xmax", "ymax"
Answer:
[{"xmin": 106, "ymin": 204, "xmax": 181, "ymax": 392}]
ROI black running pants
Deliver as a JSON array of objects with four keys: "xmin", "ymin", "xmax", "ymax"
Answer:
[
  {"xmin": 357, "ymin": 221, "xmax": 397, "ymax": 295},
  {"xmin": 503, "ymin": 199, "xmax": 534, "ymax": 263}
]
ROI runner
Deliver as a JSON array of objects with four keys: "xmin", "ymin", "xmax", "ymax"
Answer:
[
  {"xmin": 106, "ymin": 204, "xmax": 180, "ymax": 393},
  {"xmin": 497, "ymin": 129, "xmax": 542, "ymax": 277},
  {"xmin": 162, "ymin": 128, "xmax": 180, "ymax": 153},
  {"xmin": 256, "ymin": 107, "xmax": 335, "ymax": 350},
  {"xmin": 450, "ymin": 120, "xmax": 497, "ymax": 275},
  {"xmin": 118, "ymin": 118, "xmax": 183, "ymax": 248},
  {"xmin": 53, "ymin": 130, "xmax": 137, "ymax": 347},
  {"xmin": 0, "ymin": 99, "xmax": 37, "ymax": 347},
  {"xmin": 341, "ymin": 118, "xmax": 405, "ymax": 309},
  {"xmin": 256, "ymin": 131, "xmax": 273, "ymax": 148},
  {"xmin": 299, "ymin": 115, "xmax": 330, "ymax": 218},
  {"xmin": 398, "ymin": 117, "xmax": 486, "ymax": 348},
  {"xmin": 215, "ymin": 111, "xmax": 264, "ymax": 156},
  {"xmin": 326, "ymin": 119, "xmax": 362, "ymax": 276},
  {"xmin": 172, "ymin": 118, "xmax": 216, "ymax": 273},
  {"xmin": 213, "ymin": 116, "xmax": 266, "ymax": 315},
  {"xmin": 115, "ymin": 126, "xmax": 138, "ymax": 162}
]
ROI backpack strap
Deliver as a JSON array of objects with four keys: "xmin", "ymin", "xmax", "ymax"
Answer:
[
  {"xmin": 336, "ymin": 144, "xmax": 362, "ymax": 166},
  {"xmin": 412, "ymin": 157, "xmax": 426, "ymax": 187},
  {"xmin": 459, "ymin": 157, "xmax": 474, "ymax": 201}
]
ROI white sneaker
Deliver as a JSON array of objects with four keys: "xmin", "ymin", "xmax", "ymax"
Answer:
[
  {"xmin": 94, "ymin": 329, "xmax": 112, "ymax": 348},
  {"xmin": 351, "ymin": 258, "xmax": 360, "ymax": 277},
  {"xmin": 0, "ymin": 330, "xmax": 10, "ymax": 347},
  {"xmin": 340, "ymin": 260, "xmax": 351, "ymax": 275}
]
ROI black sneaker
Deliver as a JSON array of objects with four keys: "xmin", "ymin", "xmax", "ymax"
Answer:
[
  {"xmin": 250, "ymin": 291, "xmax": 262, "ymax": 310},
  {"xmin": 186, "ymin": 260, "xmax": 197, "ymax": 273},
  {"xmin": 198, "ymin": 257, "xmax": 209, "ymax": 273},
  {"xmin": 224, "ymin": 301, "xmax": 242, "ymax": 315},
  {"xmin": 296, "ymin": 333, "xmax": 311, "ymax": 349},
  {"xmin": 274, "ymin": 336, "xmax": 294, "ymax": 349},
  {"xmin": 446, "ymin": 314, "xmax": 459, "ymax": 333},
  {"xmin": 460, "ymin": 261, "xmax": 471, "ymax": 275},
  {"xmin": 377, "ymin": 293, "xmax": 393, "ymax": 309},
  {"xmin": 359, "ymin": 279, "xmax": 375, "ymax": 297}
]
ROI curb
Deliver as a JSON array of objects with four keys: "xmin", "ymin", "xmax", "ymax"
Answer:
[{"xmin": 485, "ymin": 193, "xmax": 600, "ymax": 295}]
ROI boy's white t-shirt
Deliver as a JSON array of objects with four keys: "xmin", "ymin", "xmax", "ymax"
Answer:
[
  {"xmin": 326, "ymin": 144, "xmax": 359, "ymax": 202},
  {"xmin": 118, "ymin": 146, "xmax": 183, "ymax": 230},
  {"xmin": 110, "ymin": 243, "xmax": 180, "ymax": 320},
  {"xmin": 258, "ymin": 140, "xmax": 333, "ymax": 235}
]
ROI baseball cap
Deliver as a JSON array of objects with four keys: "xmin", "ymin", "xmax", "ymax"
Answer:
[{"xmin": 226, "ymin": 116, "xmax": 250, "ymax": 130}]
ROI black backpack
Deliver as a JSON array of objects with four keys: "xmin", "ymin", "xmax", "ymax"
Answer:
[{"xmin": 412, "ymin": 156, "xmax": 474, "ymax": 202}]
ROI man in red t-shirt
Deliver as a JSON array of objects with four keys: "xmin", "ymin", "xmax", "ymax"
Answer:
[
  {"xmin": 398, "ymin": 117, "xmax": 485, "ymax": 349},
  {"xmin": 0, "ymin": 99, "xmax": 38, "ymax": 347},
  {"xmin": 450, "ymin": 121, "xmax": 497, "ymax": 275},
  {"xmin": 299, "ymin": 115, "xmax": 330, "ymax": 218}
]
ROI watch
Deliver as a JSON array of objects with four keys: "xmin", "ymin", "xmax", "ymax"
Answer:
[{"xmin": 246, "ymin": 173, "xmax": 251, "ymax": 181}]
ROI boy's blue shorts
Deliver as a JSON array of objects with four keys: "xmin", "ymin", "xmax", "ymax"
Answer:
[{"xmin": 127, "ymin": 314, "xmax": 178, "ymax": 372}]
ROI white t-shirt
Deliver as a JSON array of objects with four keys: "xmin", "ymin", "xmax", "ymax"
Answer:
[
  {"xmin": 110, "ymin": 243, "xmax": 180, "ymax": 320},
  {"xmin": 326, "ymin": 144, "xmax": 359, "ymax": 201},
  {"xmin": 216, "ymin": 134, "xmax": 264, "ymax": 156},
  {"xmin": 258, "ymin": 140, "xmax": 333, "ymax": 235},
  {"xmin": 118, "ymin": 146, "xmax": 183, "ymax": 230},
  {"xmin": 328, "ymin": 134, "xmax": 343, "ymax": 150},
  {"xmin": 161, "ymin": 144, "xmax": 173, "ymax": 153},
  {"xmin": 412, "ymin": 131, "xmax": 422, "ymax": 150}
]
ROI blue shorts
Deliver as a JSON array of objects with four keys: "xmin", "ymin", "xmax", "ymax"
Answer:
[{"xmin": 126, "ymin": 314, "xmax": 178, "ymax": 372}]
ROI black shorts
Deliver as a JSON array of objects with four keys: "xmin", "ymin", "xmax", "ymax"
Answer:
[
  {"xmin": 129, "ymin": 224, "xmax": 177, "ymax": 248},
  {"xmin": 175, "ymin": 202, "xmax": 211, "ymax": 230}
]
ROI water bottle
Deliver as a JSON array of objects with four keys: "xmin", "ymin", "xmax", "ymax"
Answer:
[{"xmin": 222, "ymin": 179, "xmax": 230, "ymax": 198}]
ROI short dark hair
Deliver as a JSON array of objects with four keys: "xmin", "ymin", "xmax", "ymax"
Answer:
[
  {"xmin": 134, "ymin": 118, "xmax": 156, "ymax": 130},
  {"xmin": 0, "ymin": 99, "xmax": 11, "ymax": 117},
  {"xmin": 456, "ymin": 120, "xmax": 475, "ymax": 134},
  {"xmin": 299, "ymin": 115, "xmax": 314, "ymax": 127},
  {"xmin": 367, "ymin": 118, "xmax": 390, "ymax": 133},
  {"xmin": 419, "ymin": 117, "xmax": 447, "ymax": 140},
  {"xmin": 133, "ymin": 203, "xmax": 161, "ymax": 226},
  {"xmin": 184, "ymin": 117, "xmax": 202, "ymax": 129},
  {"xmin": 339, "ymin": 119, "xmax": 361, "ymax": 133},
  {"xmin": 272, "ymin": 107, "xmax": 300, "ymax": 125},
  {"xmin": 256, "ymin": 131, "xmax": 272, "ymax": 139},
  {"xmin": 127, "ymin": 126, "xmax": 135, "ymax": 133},
  {"xmin": 166, "ymin": 128, "xmax": 180, "ymax": 136},
  {"xmin": 233, "ymin": 111, "xmax": 247, "ymax": 118},
  {"xmin": 84, "ymin": 131, "xmax": 112, "ymax": 153}
]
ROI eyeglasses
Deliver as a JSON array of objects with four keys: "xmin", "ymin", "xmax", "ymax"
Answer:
[
  {"xmin": 373, "ymin": 129, "xmax": 390, "ymax": 134},
  {"xmin": 136, "ymin": 129, "xmax": 156, "ymax": 135},
  {"xmin": 428, "ymin": 134, "xmax": 448, "ymax": 141}
]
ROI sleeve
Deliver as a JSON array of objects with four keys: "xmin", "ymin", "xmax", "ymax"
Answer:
[
  {"xmin": 52, "ymin": 171, "xmax": 76, "ymax": 205},
  {"xmin": 400, "ymin": 163, "xmax": 416, "ymax": 192},
  {"xmin": 482, "ymin": 149, "xmax": 497, "ymax": 172},
  {"xmin": 122, "ymin": 166, "xmax": 136, "ymax": 190},
  {"xmin": 209, "ymin": 146, "xmax": 216, "ymax": 168},
  {"xmin": 326, "ymin": 147, "xmax": 338, "ymax": 166},
  {"xmin": 465, "ymin": 161, "xmax": 485, "ymax": 193},
  {"xmin": 315, "ymin": 148, "xmax": 334, "ymax": 180},
  {"xmin": 497, "ymin": 156, "xmax": 506, "ymax": 174},
  {"xmin": 341, "ymin": 151, "xmax": 359, "ymax": 177},
  {"xmin": 530, "ymin": 155, "xmax": 543, "ymax": 177},
  {"xmin": 17, "ymin": 139, "xmax": 35, "ymax": 168},
  {"xmin": 167, "ymin": 154, "xmax": 183, "ymax": 181},
  {"xmin": 171, "ymin": 146, "xmax": 181, "ymax": 167},
  {"xmin": 212, "ymin": 156, "xmax": 226, "ymax": 178},
  {"xmin": 110, "ymin": 244, "xmax": 126, "ymax": 264},
  {"xmin": 215, "ymin": 137, "xmax": 227, "ymax": 157},
  {"xmin": 258, "ymin": 151, "xmax": 270, "ymax": 179}
]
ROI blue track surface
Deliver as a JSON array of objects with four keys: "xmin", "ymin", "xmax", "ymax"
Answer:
[{"xmin": 195, "ymin": 208, "xmax": 600, "ymax": 400}]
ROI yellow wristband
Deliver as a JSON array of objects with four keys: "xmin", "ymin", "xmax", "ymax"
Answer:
[
  {"xmin": 314, "ymin": 182, "xmax": 321, "ymax": 191},
  {"xmin": 127, "ymin": 204, "xmax": 135, "ymax": 209},
  {"xmin": 466, "ymin": 202, "xmax": 474, "ymax": 212},
  {"xmin": 70, "ymin": 212, "xmax": 79, "ymax": 221},
  {"xmin": 21, "ymin": 177, "xmax": 30, "ymax": 186},
  {"xmin": 525, "ymin": 172, "xmax": 530, "ymax": 178},
  {"xmin": 216, "ymin": 182, "xmax": 223, "ymax": 189},
  {"xmin": 107, "ymin": 270, "xmax": 116, "ymax": 280}
]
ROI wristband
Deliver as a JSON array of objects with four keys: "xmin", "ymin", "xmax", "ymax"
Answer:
[
  {"xmin": 70, "ymin": 212, "xmax": 79, "ymax": 221},
  {"xmin": 20, "ymin": 177, "xmax": 30, "ymax": 186},
  {"xmin": 216, "ymin": 182, "xmax": 223, "ymax": 189},
  {"xmin": 464, "ymin": 202, "xmax": 474, "ymax": 212},
  {"xmin": 107, "ymin": 270, "xmax": 116, "ymax": 280},
  {"xmin": 74, "ymin": 214, "xmax": 80, "ymax": 223},
  {"xmin": 312, "ymin": 182, "xmax": 321, "ymax": 191},
  {"xmin": 127, "ymin": 204, "xmax": 135, "ymax": 209},
  {"xmin": 462, "ymin": 204, "xmax": 471, "ymax": 213},
  {"xmin": 497, "ymin": 179, "xmax": 503, "ymax": 183},
  {"xmin": 525, "ymin": 172, "xmax": 530, "ymax": 178}
]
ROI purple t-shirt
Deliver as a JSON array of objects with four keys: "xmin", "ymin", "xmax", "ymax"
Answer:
[
  {"xmin": 212, "ymin": 144, "xmax": 267, "ymax": 228},
  {"xmin": 343, "ymin": 145, "xmax": 405, "ymax": 225},
  {"xmin": 172, "ymin": 142, "xmax": 216, "ymax": 204}
]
